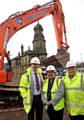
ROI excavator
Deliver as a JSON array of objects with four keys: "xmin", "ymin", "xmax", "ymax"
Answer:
[{"xmin": 0, "ymin": 0, "xmax": 69, "ymax": 108}]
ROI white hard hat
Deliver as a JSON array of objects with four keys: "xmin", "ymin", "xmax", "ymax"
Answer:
[
  {"xmin": 66, "ymin": 60, "xmax": 76, "ymax": 68},
  {"xmin": 30, "ymin": 57, "xmax": 40, "ymax": 64},
  {"xmin": 46, "ymin": 65, "xmax": 57, "ymax": 73}
]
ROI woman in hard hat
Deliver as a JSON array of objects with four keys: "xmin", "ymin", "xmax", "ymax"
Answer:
[
  {"xmin": 42, "ymin": 65, "xmax": 64, "ymax": 120},
  {"xmin": 19, "ymin": 57, "xmax": 43, "ymax": 120}
]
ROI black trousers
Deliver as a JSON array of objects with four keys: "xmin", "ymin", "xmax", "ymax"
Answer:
[
  {"xmin": 47, "ymin": 105, "xmax": 64, "ymax": 120},
  {"xmin": 28, "ymin": 94, "xmax": 43, "ymax": 120},
  {"xmin": 69, "ymin": 115, "xmax": 84, "ymax": 120}
]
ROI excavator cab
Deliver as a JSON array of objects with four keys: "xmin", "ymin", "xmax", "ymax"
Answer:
[{"xmin": 0, "ymin": 51, "xmax": 12, "ymax": 83}]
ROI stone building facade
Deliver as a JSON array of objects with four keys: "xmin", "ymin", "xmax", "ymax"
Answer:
[
  {"xmin": 12, "ymin": 23, "xmax": 47, "ymax": 79},
  {"xmin": 77, "ymin": 62, "xmax": 84, "ymax": 73}
]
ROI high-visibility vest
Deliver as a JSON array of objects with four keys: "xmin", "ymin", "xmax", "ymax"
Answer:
[
  {"xmin": 42, "ymin": 77, "xmax": 64, "ymax": 111},
  {"xmin": 63, "ymin": 72, "xmax": 84, "ymax": 116},
  {"xmin": 19, "ymin": 67, "xmax": 43, "ymax": 113}
]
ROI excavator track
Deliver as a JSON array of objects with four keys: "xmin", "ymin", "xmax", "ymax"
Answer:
[{"xmin": 0, "ymin": 81, "xmax": 23, "ymax": 109}]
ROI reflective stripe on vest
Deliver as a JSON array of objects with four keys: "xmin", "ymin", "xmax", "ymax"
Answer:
[
  {"xmin": 19, "ymin": 85, "xmax": 30, "ymax": 90},
  {"xmin": 67, "ymin": 104, "xmax": 84, "ymax": 108}
]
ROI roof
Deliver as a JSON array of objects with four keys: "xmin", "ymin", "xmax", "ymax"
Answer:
[
  {"xmin": 42, "ymin": 55, "xmax": 62, "ymax": 67},
  {"xmin": 34, "ymin": 23, "xmax": 43, "ymax": 31}
]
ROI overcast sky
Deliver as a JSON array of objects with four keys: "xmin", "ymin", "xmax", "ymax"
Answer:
[{"xmin": 0, "ymin": 0, "xmax": 84, "ymax": 62}]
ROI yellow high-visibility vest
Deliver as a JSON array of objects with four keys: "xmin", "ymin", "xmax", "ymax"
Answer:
[
  {"xmin": 64, "ymin": 72, "xmax": 84, "ymax": 116},
  {"xmin": 42, "ymin": 78, "xmax": 64, "ymax": 111},
  {"xmin": 19, "ymin": 67, "xmax": 43, "ymax": 113}
]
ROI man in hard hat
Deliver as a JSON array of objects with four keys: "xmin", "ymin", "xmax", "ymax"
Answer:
[
  {"xmin": 19, "ymin": 57, "xmax": 43, "ymax": 120},
  {"xmin": 42, "ymin": 65, "xmax": 64, "ymax": 120},
  {"xmin": 63, "ymin": 60, "xmax": 84, "ymax": 120}
]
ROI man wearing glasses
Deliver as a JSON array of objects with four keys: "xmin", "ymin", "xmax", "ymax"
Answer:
[{"xmin": 19, "ymin": 57, "xmax": 43, "ymax": 120}]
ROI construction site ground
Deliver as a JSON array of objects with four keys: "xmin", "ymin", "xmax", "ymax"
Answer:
[{"xmin": 0, "ymin": 107, "xmax": 70, "ymax": 120}]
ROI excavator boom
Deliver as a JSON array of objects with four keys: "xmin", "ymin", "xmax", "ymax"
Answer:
[{"xmin": 0, "ymin": 0, "xmax": 69, "ymax": 82}]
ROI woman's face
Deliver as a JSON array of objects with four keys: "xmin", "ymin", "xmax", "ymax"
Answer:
[{"xmin": 47, "ymin": 70, "xmax": 56, "ymax": 80}]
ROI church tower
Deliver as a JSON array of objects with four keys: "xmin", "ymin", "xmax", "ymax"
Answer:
[{"xmin": 32, "ymin": 22, "xmax": 47, "ymax": 60}]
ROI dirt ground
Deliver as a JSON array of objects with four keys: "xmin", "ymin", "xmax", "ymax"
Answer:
[{"xmin": 0, "ymin": 108, "xmax": 70, "ymax": 120}]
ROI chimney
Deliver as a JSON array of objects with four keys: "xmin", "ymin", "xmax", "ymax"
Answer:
[{"xmin": 21, "ymin": 44, "xmax": 24, "ymax": 55}]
